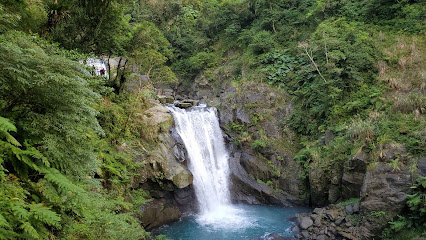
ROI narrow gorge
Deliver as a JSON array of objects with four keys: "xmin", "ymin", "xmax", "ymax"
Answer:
[{"xmin": 154, "ymin": 104, "xmax": 309, "ymax": 239}]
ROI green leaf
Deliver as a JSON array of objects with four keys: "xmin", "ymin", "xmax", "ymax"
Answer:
[
  {"xmin": 20, "ymin": 222, "xmax": 39, "ymax": 239},
  {"xmin": 29, "ymin": 204, "xmax": 61, "ymax": 227}
]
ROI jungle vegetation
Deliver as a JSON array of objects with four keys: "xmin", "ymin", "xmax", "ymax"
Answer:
[{"xmin": 0, "ymin": 0, "xmax": 424, "ymax": 239}]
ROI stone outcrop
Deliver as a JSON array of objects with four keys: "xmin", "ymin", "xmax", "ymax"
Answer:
[
  {"xmin": 293, "ymin": 157, "xmax": 419, "ymax": 239},
  {"xmin": 136, "ymin": 101, "xmax": 193, "ymax": 189},
  {"xmin": 174, "ymin": 99, "xmax": 198, "ymax": 108},
  {"xmin": 131, "ymin": 101, "xmax": 195, "ymax": 230},
  {"xmin": 418, "ymin": 157, "xmax": 426, "ymax": 176},
  {"xmin": 358, "ymin": 162, "xmax": 413, "ymax": 236},
  {"xmin": 158, "ymin": 95, "xmax": 174, "ymax": 104},
  {"xmin": 309, "ymin": 166, "xmax": 329, "ymax": 206},
  {"xmin": 229, "ymin": 152, "xmax": 300, "ymax": 206},
  {"xmin": 216, "ymin": 82, "xmax": 302, "ymax": 204},
  {"xmin": 293, "ymin": 204, "xmax": 360, "ymax": 240},
  {"xmin": 341, "ymin": 152, "xmax": 368, "ymax": 200},
  {"xmin": 139, "ymin": 199, "xmax": 181, "ymax": 231}
]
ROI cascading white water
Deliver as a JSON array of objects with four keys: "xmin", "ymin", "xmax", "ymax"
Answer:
[{"xmin": 168, "ymin": 105, "xmax": 250, "ymax": 229}]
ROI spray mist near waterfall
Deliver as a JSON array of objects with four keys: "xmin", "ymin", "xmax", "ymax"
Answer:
[{"xmin": 167, "ymin": 105, "xmax": 251, "ymax": 229}]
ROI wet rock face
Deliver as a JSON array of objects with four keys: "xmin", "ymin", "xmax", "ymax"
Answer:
[
  {"xmin": 417, "ymin": 157, "xmax": 426, "ymax": 176},
  {"xmin": 309, "ymin": 167, "xmax": 329, "ymax": 206},
  {"xmin": 294, "ymin": 158, "xmax": 418, "ymax": 239},
  {"xmin": 214, "ymin": 82, "xmax": 302, "ymax": 204}
]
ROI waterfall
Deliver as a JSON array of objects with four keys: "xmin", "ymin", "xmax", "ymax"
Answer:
[{"xmin": 168, "ymin": 105, "xmax": 250, "ymax": 229}]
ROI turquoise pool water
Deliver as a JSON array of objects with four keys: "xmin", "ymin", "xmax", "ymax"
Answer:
[{"xmin": 155, "ymin": 204, "xmax": 310, "ymax": 240}]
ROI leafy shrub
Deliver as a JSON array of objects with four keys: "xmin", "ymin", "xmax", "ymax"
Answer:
[{"xmin": 252, "ymin": 139, "xmax": 268, "ymax": 151}]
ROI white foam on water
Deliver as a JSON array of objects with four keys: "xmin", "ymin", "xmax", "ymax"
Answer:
[{"xmin": 196, "ymin": 205, "xmax": 254, "ymax": 230}]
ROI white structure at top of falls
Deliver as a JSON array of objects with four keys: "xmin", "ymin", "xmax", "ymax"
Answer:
[
  {"xmin": 84, "ymin": 58, "xmax": 109, "ymax": 78},
  {"xmin": 168, "ymin": 105, "xmax": 231, "ymax": 212}
]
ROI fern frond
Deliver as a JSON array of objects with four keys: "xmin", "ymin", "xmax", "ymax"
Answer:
[
  {"xmin": 0, "ymin": 117, "xmax": 20, "ymax": 147},
  {"xmin": 20, "ymin": 222, "xmax": 40, "ymax": 239},
  {"xmin": 39, "ymin": 167, "xmax": 83, "ymax": 193},
  {"xmin": 0, "ymin": 117, "xmax": 17, "ymax": 133},
  {"xmin": 35, "ymin": 179, "xmax": 61, "ymax": 204},
  {"xmin": 0, "ymin": 213, "xmax": 10, "ymax": 228},
  {"xmin": 29, "ymin": 204, "xmax": 61, "ymax": 227},
  {"xmin": 11, "ymin": 205, "xmax": 30, "ymax": 221}
]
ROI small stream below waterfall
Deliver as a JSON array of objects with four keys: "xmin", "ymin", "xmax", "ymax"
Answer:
[{"xmin": 162, "ymin": 105, "xmax": 310, "ymax": 240}]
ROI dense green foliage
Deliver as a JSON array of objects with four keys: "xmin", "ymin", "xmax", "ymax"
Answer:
[
  {"xmin": 0, "ymin": 0, "xmax": 424, "ymax": 238},
  {"xmin": 0, "ymin": 31, "xmax": 149, "ymax": 239},
  {"xmin": 0, "ymin": 31, "xmax": 101, "ymax": 176},
  {"xmin": 0, "ymin": 1, "xmax": 163, "ymax": 239}
]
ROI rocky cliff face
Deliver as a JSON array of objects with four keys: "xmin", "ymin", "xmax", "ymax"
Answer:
[
  {"xmin": 154, "ymin": 74, "xmax": 423, "ymax": 237},
  {"xmin": 127, "ymin": 100, "xmax": 196, "ymax": 231},
  {"xmin": 218, "ymin": 83, "xmax": 303, "ymax": 204},
  {"xmin": 294, "ymin": 144, "xmax": 424, "ymax": 239},
  {"xmin": 165, "ymin": 79, "xmax": 304, "ymax": 206}
]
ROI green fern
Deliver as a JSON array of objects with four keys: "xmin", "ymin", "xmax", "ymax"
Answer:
[
  {"xmin": 0, "ymin": 117, "xmax": 20, "ymax": 147},
  {"xmin": 40, "ymin": 167, "xmax": 84, "ymax": 194},
  {"xmin": 20, "ymin": 222, "xmax": 40, "ymax": 239},
  {"xmin": 29, "ymin": 204, "xmax": 61, "ymax": 227},
  {"xmin": 11, "ymin": 205, "xmax": 30, "ymax": 221},
  {"xmin": 0, "ymin": 214, "xmax": 10, "ymax": 228}
]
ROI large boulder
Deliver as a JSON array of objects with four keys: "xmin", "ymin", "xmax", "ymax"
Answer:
[
  {"xmin": 229, "ymin": 152, "xmax": 300, "ymax": 206},
  {"xmin": 136, "ymin": 101, "xmax": 193, "ymax": 189},
  {"xmin": 309, "ymin": 166, "xmax": 329, "ymax": 206},
  {"xmin": 341, "ymin": 152, "xmax": 368, "ymax": 200},
  {"xmin": 175, "ymin": 99, "xmax": 198, "ymax": 109},
  {"xmin": 299, "ymin": 217, "xmax": 314, "ymax": 230},
  {"xmin": 148, "ymin": 133, "xmax": 193, "ymax": 189},
  {"xmin": 360, "ymin": 162, "xmax": 412, "ymax": 216},
  {"xmin": 139, "ymin": 199, "xmax": 181, "ymax": 231},
  {"xmin": 158, "ymin": 95, "xmax": 174, "ymax": 104}
]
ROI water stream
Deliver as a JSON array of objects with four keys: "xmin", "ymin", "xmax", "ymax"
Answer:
[{"xmin": 163, "ymin": 105, "xmax": 309, "ymax": 239}]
